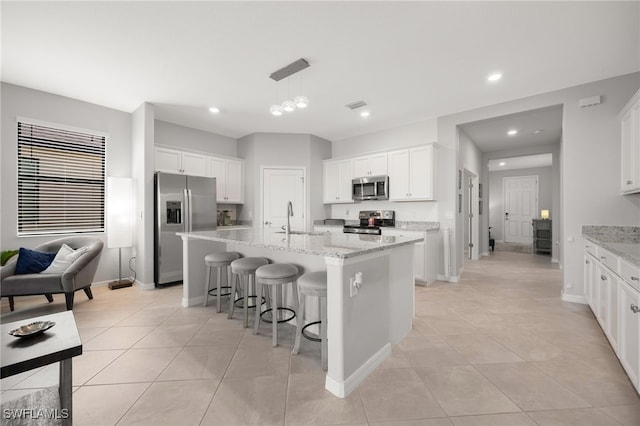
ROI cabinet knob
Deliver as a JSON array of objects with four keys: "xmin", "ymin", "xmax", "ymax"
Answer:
[
  {"xmin": 585, "ymin": 260, "xmax": 590, "ymax": 264},
  {"xmin": 627, "ymin": 180, "xmax": 633, "ymax": 185},
  {"xmin": 631, "ymin": 304, "xmax": 640, "ymax": 314},
  {"xmin": 600, "ymin": 256, "xmax": 606, "ymax": 260},
  {"xmin": 601, "ymin": 275, "xmax": 607, "ymax": 281},
  {"xmin": 631, "ymin": 276, "xmax": 639, "ymax": 281}
]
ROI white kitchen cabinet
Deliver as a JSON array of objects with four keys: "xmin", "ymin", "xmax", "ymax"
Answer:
[
  {"xmin": 583, "ymin": 239, "xmax": 640, "ymax": 392},
  {"xmin": 155, "ymin": 147, "xmax": 207, "ymax": 176},
  {"xmin": 619, "ymin": 88, "xmax": 640, "ymax": 194},
  {"xmin": 388, "ymin": 144, "xmax": 437, "ymax": 201},
  {"xmin": 323, "ymin": 159, "xmax": 353, "ymax": 204},
  {"xmin": 208, "ymin": 156, "xmax": 243, "ymax": 203},
  {"xmin": 619, "ymin": 279, "xmax": 640, "ymax": 389},
  {"xmin": 352, "ymin": 153, "xmax": 388, "ymax": 178}
]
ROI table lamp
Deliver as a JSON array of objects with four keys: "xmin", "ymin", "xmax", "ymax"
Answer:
[{"xmin": 540, "ymin": 209, "xmax": 550, "ymax": 220}]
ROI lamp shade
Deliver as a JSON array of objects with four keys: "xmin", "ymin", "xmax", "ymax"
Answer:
[
  {"xmin": 540, "ymin": 209, "xmax": 550, "ymax": 220},
  {"xmin": 107, "ymin": 177, "xmax": 133, "ymax": 248}
]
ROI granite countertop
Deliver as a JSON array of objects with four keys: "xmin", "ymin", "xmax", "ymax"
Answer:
[
  {"xmin": 178, "ymin": 228, "xmax": 423, "ymax": 259},
  {"xmin": 314, "ymin": 220, "xmax": 440, "ymax": 232},
  {"xmin": 582, "ymin": 225, "xmax": 640, "ymax": 267}
]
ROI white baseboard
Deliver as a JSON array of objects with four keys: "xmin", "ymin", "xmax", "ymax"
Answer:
[
  {"xmin": 91, "ymin": 280, "xmax": 110, "ymax": 287},
  {"xmin": 436, "ymin": 274, "xmax": 460, "ymax": 283},
  {"xmin": 561, "ymin": 291, "xmax": 587, "ymax": 305},
  {"xmin": 135, "ymin": 280, "xmax": 155, "ymax": 291},
  {"xmin": 481, "ymin": 251, "xmax": 490, "ymax": 257},
  {"xmin": 551, "ymin": 258, "xmax": 559, "ymax": 263},
  {"xmin": 182, "ymin": 295, "xmax": 205, "ymax": 307},
  {"xmin": 325, "ymin": 343, "xmax": 391, "ymax": 398}
]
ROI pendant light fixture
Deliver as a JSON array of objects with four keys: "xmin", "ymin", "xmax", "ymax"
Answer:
[{"xmin": 268, "ymin": 58, "xmax": 310, "ymax": 116}]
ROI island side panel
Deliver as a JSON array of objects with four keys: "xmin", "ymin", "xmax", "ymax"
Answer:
[
  {"xmin": 388, "ymin": 243, "xmax": 415, "ymax": 344},
  {"xmin": 181, "ymin": 236, "xmax": 226, "ymax": 307},
  {"xmin": 325, "ymin": 248, "xmax": 415, "ymax": 398}
]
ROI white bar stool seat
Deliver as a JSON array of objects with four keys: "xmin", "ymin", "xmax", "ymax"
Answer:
[
  {"xmin": 253, "ymin": 263, "xmax": 300, "ymax": 347},
  {"xmin": 292, "ymin": 270, "xmax": 328, "ymax": 370},
  {"xmin": 203, "ymin": 251, "xmax": 240, "ymax": 312},
  {"xmin": 228, "ymin": 257, "xmax": 269, "ymax": 327}
]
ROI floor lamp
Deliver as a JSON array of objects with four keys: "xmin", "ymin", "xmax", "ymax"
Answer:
[{"xmin": 107, "ymin": 177, "xmax": 133, "ymax": 290}]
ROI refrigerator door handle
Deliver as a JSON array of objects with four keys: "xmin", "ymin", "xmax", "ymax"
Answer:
[{"xmin": 186, "ymin": 188, "xmax": 193, "ymax": 232}]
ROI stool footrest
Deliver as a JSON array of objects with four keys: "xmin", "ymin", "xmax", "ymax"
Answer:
[
  {"xmin": 207, "ymin": 286, "xmax": 232, "ymax": 298},
  {"xmin": 233, "ymin": 295, "xmax": 266, "ymax": 309},
  {"xmin": 301, "ymin": 321, "xmax": 322, "ymax": 342},
  {"xmin": 260, "ymin": 307, "xmax": 296, "ymax": 324}
]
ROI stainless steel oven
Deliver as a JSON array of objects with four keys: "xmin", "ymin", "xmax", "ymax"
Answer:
[
  {"xmin": 343, "ymin": 210, "xmax": 395, "ymax": 235},
  {"xmin": 352, "ymin": 175, "xmax": 389, "ymax": 201}
]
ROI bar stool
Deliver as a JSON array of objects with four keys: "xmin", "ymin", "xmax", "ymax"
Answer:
[
  {"xmin": 203, "ymin": 251, "xmax": 240, "ymax": 312},
  {"xmin": 228, "ymin": 257, "xmax": 269, "ymax": 327},
  {"xmin": 292, "ymin": 271, "xmax": 328, "ymax": 371},
  {"xmin": 253, "ymin": 263, "xmax": 300, "ymax": 347}
]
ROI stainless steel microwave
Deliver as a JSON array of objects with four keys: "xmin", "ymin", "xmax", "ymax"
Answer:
[{"xmin": 352, "ymin": 175, "xmax": 389, "ymax": 201}]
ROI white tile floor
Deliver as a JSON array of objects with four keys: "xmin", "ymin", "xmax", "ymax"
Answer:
[{"xmin": 1, "ymin": 251, "xmax": 639, "ymax": 425}]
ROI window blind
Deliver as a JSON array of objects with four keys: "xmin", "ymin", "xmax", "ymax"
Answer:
[{"xmin": 17, "ymin": 122, "xmax": 106, "ymax": 235}]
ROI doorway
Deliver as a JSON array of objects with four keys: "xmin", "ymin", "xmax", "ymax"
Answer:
[
  {"xmin": 503, "ymin": 175, "xmax": 538, "ymax": 244},
  {"xmin": 262, "ymin": 167, "xmax": 306, "ymax": 231}
]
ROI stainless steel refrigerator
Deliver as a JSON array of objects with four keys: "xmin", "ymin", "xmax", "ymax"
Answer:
[{"xmin": 154, "ymin": 172, "xmax": 216, "ymax": 286}]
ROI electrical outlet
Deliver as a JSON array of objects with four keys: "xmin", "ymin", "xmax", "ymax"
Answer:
[{"xmin": 566, "ymin": 282, "xmax": 573, "ymax": 289}]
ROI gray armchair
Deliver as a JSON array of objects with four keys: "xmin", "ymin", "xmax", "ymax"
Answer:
[{"xmin": 1, "ymin": 236, "xmax": 103, "ymax": 311}]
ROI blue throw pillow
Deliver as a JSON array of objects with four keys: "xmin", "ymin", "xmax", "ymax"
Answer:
[{"xmin": 14, "ymin": 247, "xmax": 56, "ymax": 275}]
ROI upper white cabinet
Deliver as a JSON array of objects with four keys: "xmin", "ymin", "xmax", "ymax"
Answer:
[
  {"xmin": 353, "ymin": 153, "xmax": 388, "ymax": 178},
  {"xmin": 208, "ymin": 157, "xmax": 243, "ymax": 204},
  {"xmin": 323, "ymin": 159, "xmax": 353, "ymax": 204},
  {"xmin": 388, "ymin": 144, "xmax": 437, "ymax": 201},
  {"xmin": 619, "ymin": 89, "xmax": 640, "ymax": 194},
  {"xmin": 155, "ymin": 147, "xmax": 207, "ymax": 176}
]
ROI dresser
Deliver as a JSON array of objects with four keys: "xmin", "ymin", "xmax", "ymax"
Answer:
[{"xmin": 532, "ymin": 219, "xmax": 552, "ymax": 254}]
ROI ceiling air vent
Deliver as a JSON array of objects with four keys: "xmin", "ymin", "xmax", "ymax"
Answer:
[{"xmin": 345, "ymin": 100, "xmax": 368, "ymax": 110}]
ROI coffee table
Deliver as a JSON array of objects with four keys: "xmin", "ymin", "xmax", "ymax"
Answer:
[{"xmin": 1, "ymin": 311, "xmax": 82, "ymax": 426}]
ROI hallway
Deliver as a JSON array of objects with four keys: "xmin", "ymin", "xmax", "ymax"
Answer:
[{"xmin": 1, "ymin": 251, "xmax": 639, "ymax": 425}]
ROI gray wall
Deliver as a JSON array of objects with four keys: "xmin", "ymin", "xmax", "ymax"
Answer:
[
  {"xmin": 237, "ymin": 133, "xmax": 331, "ymax": 230},
  {"xmin": 489, "ymin": 166, "xmax": 553, "ymax": 241},
  {"xmin": 1, "ymin": 83, "xmax": 132, "ymax": 283},
  {"xmin": 154, "ymin": 120, "xmax": 237, "ymax": 157}
]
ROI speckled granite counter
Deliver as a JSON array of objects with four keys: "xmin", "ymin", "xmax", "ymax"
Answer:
[
  {"xmin": 178, "ymin": 228, "xmax": 422, "ymax": 259},
  {"xmin": 582, "ymin": 225, "xmax": 640, "ymax": 266},
  {"xmin": 314, "ymin": 221, "xmax": 440, "ymax": 232}
]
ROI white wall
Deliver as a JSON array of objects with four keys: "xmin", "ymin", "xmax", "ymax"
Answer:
[
  {"xmin": 459, "ymin": 128, "xmax": 483, "ymax": 260},
  {"xmin": 154, "ymin": 120, "xmax": 236, "ymax": 157},
  {"xmin": 489, "ymin": 166, "xmax": 553, "ymax": 240},
  {"xmin": 0, "ymin": 83, "xmax": 132, "ymax": 283},
  {"xmin": 439, "ymin": 72, "xmax": 640, "ymax": 300},
  {"xmin": 131, "ymin": 103, "xmax": 155, "ymax": 287}
]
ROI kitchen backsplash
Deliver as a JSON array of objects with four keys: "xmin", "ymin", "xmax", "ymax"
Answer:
[{"xmin": 330, "ymin": 200, "xmax": 438, "ymax": 222}]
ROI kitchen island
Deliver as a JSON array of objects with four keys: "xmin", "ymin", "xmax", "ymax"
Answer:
[{"xmin": 178, "ymin": 228, "xmax": 422, "ymax": 397}]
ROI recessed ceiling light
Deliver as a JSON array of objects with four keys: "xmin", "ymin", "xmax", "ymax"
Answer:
[
  {"xmin": 499, "ymin": 162, "xmax": 506, "ymax": 166},
  {"xmin": 360, "ymin": 111, "xmax": 370, "ymax": 118},
  {"xmin": 209, "ymin": 107, "xmax": 220, "ymax": 114},
  {"xmin": 487, "ymin": 72, "xmax": 502, "ymax": 82},
  {"xmin": 507, "ymin": 129, "xmax": 518, "ymax": 136},
  {"xmin": 533, "ymin": 129, "xmax": 544, "ymax": 134}
]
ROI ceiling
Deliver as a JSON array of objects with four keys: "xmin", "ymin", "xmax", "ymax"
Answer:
[
  {"xmin": 459, "ymin": 105, "xmax": 563, "ymax": 153},
  {"xmin": 1, "ymin": 2, "xmax": 638, "ymax": 142}
]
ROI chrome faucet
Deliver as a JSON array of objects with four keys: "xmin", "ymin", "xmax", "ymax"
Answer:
[{"xmin": 284, "ymin": 201, "xmax": 294, "ymax": 235}]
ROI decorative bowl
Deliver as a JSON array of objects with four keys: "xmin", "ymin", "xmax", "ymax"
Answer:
[{"xmin": 8, "ymin": 321, "xmax": 56, "ymax": 338}]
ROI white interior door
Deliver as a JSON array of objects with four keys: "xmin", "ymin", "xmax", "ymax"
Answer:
[
  {"xmin": 503, "ymin": 176, "xmax": 538, "ymax": 244},
  {"xmin": 263, "ymin": 168, "xmax": 305, "ymax": 230}
]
